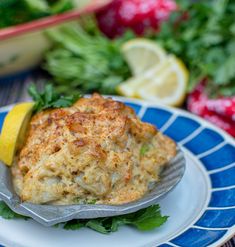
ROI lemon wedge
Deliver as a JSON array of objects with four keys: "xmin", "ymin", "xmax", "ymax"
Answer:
[
  {"xmin": 117, "ymin": 59, "xmax": 172, "ymax": 97},
  {"xmin": 122, "ymin": 38, "xmax": 167, "ymax": 76},
  {"xmin": 136, "ymin": 56, "xmax": 189, "ymax": 106},
  {"xmin": 118, "ymin": 55, "xmax": 189, "ymax": 106},
  {"xmin": 0, "ymin": 102, "xmax": 34, "ymax": 166}
]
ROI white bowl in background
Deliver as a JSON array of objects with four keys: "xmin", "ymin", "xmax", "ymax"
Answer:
[{"xmin": 0, "ymin": 0, "xmax": 111, "ymax": 78}]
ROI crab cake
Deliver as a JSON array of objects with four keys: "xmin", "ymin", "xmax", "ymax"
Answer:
[{"xmin": 11, "ymin": 94, "xmax": 176, "ymax": 205}]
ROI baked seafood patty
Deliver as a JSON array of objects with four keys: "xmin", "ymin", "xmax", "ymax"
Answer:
[{"xmin": 11, "ymin": 94, "xmax": 176, "ymax": 205}]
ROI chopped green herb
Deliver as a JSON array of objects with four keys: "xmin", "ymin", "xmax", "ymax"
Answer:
[
  {"xmin": 140, "ymin": 144, "xmax": 150, "ymax": 156},
  {"xmin": 28, "ymin": 84, "xmax": 82, "ymax": 113},
  {"xmin": 87, "ymin": 199, "xmax": 97, "ymax": 205},
  {"xmin": 73, "ymin": 197, "xmax": 97, "ymax": 205}
]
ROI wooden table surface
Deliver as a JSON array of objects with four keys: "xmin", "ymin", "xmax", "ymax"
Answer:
[{"xmin": 0, "ymin": 69, "xmax": 234, "ymax": 247}]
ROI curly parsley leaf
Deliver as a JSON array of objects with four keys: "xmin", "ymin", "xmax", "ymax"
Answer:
[{"xmin": 28, "ymin": 84, "xmax": 82, "ymax": 113}]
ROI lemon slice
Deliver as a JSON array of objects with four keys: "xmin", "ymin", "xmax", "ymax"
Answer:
[
  {"xmin": 118, "ymin": 55, "xmax": 188, "ymax": 106},
  {"xmin": 122, "ymin": 38, "xmax": 167, "ymax": 76},
  {"xmin": 0, "ymin": 102, "xmax": 34, "ymax": 166},
  {"xmin": 117, "ymin": 59, "xmax": 172, "ymax": 97},
  {"xmin": 136, "ymin": 56, "xmax": 189, "ymax": 106}
]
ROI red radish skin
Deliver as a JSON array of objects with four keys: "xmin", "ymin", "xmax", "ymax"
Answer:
[
  {"xmin": 96, "ymin": 0, "xmax": 177, "ymax": 38},
  {"xmin": 187, "ymin": 82, "xmax": 235, "ymax": 137}
]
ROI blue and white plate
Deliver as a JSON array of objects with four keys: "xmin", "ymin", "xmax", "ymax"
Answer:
[{"xmin": 0, "ymin": 96, "xmax": 234, "ymax": 247}]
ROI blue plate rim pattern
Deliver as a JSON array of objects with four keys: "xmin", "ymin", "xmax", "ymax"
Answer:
[{"xmin": 0, "ymin": 96, "xmax": 234, "ymax": 247}]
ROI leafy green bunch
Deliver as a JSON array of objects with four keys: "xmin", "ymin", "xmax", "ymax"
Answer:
[
  {"xmin": 0, "ymin": 0, "xmax": 73, "ymax": 28},
  {"xmin": 63, "ymin": 204, "xmax": 168, "ymax": 233},
  {"xmin": 156, "ymin": 0, "xmax": 235, "ymax": 97},
  {"xmin": 28, "ymin": 84, "xmax": 81, "ymax": 113},
  {"xmin": 44, "ymin": 17, "xmax": 134, "ymax": 95},
  {"xmin": 0, "ymin": 202, "xmax": 168, "ymax": 234}
]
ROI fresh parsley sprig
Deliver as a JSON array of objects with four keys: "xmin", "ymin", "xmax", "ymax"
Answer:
[
  {"xmin": 0, "ymin": 201, "xmax": 168, "ymax": 234},
  {"xmin": 28, "ymin": 84, "xmax": 82, "ymax": 113},
  {"xmin": 64, "ymin": 204, "xmax": 168, "ymax": 233},
  {"xmin": 156, "ymin": 0, "xmax": 235, "ymax": 97}
]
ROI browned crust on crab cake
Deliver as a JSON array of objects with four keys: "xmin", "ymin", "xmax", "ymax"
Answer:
[{"xmin": 11, "ymin": 94, "xmax": 176, "ymax": 205}]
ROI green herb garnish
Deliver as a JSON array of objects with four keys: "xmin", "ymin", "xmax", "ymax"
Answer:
[
  {"xmin": 73, "ymin": 197, "xmax": 97, "ymax": 205},
  {"xmin": 87, "ymin": 199, "xmax": 97, "ymax": 205},
  {"xmin": 0, "ymin": 202, "xmax": 28, "ymax": 220},
  {"xmin": 0, "ymin": 202, "xmax": 167, "ymax": 234},
  {"xmin": 0, "ymin": 0, "xmax": 73, "ymax": 29},
  {"xmin": 140, "ymin": 144, "xmax": 150, "ymax": 156},
  {"xmin": 156, "ymin": 0, "xmax": 235, "ymax": 97},
  {"xmin": 28, "ymin": 84, "xmax": 81, "ymax": 113},
  {"xmin": 62, "ymin": 204, "xmax": 168, "ymax": 233},
  {"xmin": 44, "ymin": 17, "xmax": 134, "ymax": 95}
]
